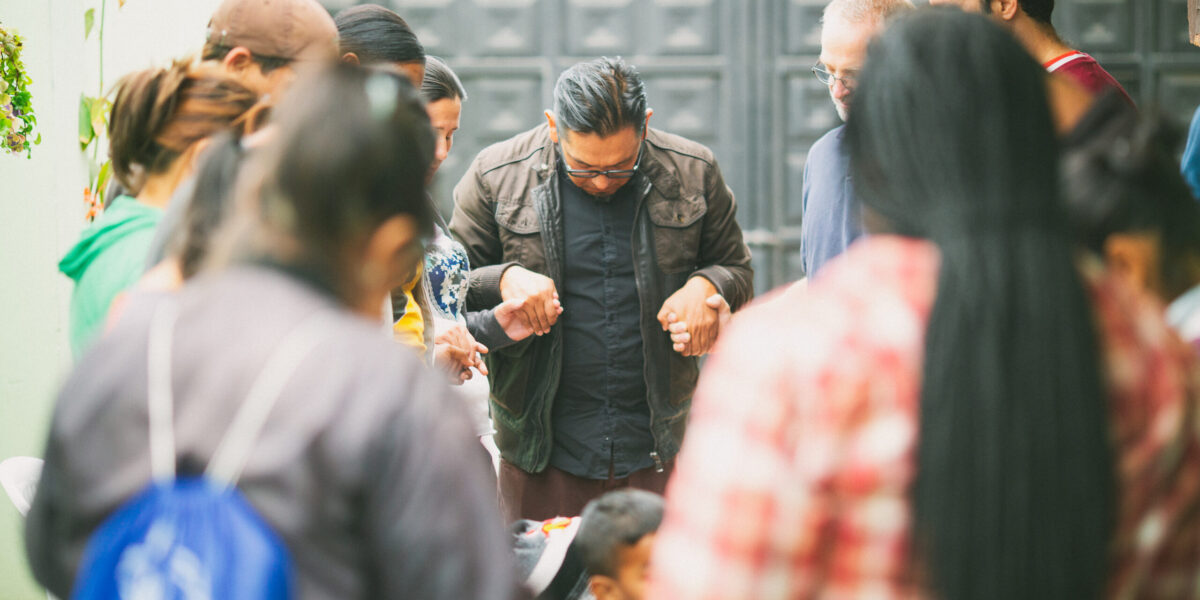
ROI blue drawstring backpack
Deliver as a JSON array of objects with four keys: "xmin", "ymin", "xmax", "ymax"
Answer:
[{"xmin": 72, "ymin": 303, "xmax": 330, "ymax": 600}]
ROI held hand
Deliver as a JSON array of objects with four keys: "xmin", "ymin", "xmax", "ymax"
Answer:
[
  {"xmin": 433, "ymin": 323, "xmax": 489, "ymax": 385},
  {"xmin": 493, "ymin": 297, "xmax": 537, "ymax": 343},
  {"xmin": 656, "ymin": 278, "xmax": 723, "ymax": 357},
  {"xmin": 499, "ymin": 266, "xmax": 562, "ymax": 336}
]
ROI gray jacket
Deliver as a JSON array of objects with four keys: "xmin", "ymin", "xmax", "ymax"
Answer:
[{"xmin": 26, "ymin": 265, "xmax": 521, "ymax": 600}]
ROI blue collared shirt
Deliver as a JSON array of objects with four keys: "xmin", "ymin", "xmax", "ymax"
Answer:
[{"xmin": 800, "ymin": 125, "xmax": 864, "ymax": 278}]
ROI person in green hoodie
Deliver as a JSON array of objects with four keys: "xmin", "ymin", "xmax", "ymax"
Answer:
[{"xmin": 60, "ymin": 59, "xmax": 259, "ymax": 356}]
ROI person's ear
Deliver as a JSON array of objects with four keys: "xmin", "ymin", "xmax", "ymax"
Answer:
[
  {"xmin": 222, "ymin": 46, "xmax": 256, "ymax": 72},
  {"xmin": 993, "ymin": 0, "xmax": 1020, "ymax": 21},
  {"xmin": 1104, "ymin": 233, "xmax": 1158, "ymax": 296},
  {"xmin": 545, "ymin": 110, "xmax": 559, "ymax": 144},
  {"xmin": 588, "ymin": 575, "xmax": 620, "ymax": 600},
  {"xmin": 341, "ymin": 51, "xmax": 360, "ymax": 65},
  {"xmin": 364, "ymin": 214, "xmax": 421, "ymax": 291},
  {"xmin": 643, "ymin": 107, "xmax": 654, "ymax": 133}
]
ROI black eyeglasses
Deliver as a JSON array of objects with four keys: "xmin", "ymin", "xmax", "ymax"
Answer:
[
  {"xmin": 811, "ymin": 61, "xmax": 857, "ymax": 89},
  {"xmin": 560, "ymin": 143, "xmax": 644, "ymax": 179}
]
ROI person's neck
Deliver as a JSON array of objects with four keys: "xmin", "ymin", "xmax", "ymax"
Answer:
[
  {"xmin": 135, "ymin": 159, "xmax": 189, "ymax": 209},
  {"xmin": 1011, "ymin": 16, "xmax": 1073, "ymax": 65}
]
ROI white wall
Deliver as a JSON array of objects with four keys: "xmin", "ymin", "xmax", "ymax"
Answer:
[{"xmin": 0, "ymin": 1, "xmax": 221, "ymax": 596}]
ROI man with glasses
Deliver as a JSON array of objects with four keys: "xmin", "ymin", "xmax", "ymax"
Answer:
[
  {"xmin": 801, "ymin": 0, "xmax": 912, "ymax": 278},
  {"xmin": 451, "ymin": 57, "xmax": 753, "ymax": 521}
]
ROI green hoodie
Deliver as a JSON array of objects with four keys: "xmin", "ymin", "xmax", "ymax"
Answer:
[{"xmin": 58, "ymin": 195, "xmax": 162, "ymax": 356}]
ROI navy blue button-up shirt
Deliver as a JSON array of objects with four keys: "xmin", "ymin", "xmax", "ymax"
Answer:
[{"xmin": 549, "ymin": 167, "xmax": 654, "ymax": 480}]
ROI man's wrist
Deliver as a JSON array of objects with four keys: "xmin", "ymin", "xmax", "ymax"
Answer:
[
  {"xmin": 688, "ymin": 274, "xmax": 719, "ymax": 297},
  {"xmin": 498, "ymin": 263, "xmax": 522, "ymax": 292}
]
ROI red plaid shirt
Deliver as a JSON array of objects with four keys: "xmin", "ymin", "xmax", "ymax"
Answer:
[{"xmin": 651, "ymin": 236, "xmax": 1200, "ymax": 599}]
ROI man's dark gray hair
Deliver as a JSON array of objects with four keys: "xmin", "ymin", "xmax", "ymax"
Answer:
[
  {"xmin": 574, "ymin": 489, "xmax": 663, "ymax": 577},
  {"xmin": 552, "ymin": 57, "xmax": 647, "ymax": 137}
]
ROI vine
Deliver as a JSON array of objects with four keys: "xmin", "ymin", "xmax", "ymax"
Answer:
[
  {"xmin": 0, "ymin": 22, "xmax": 40, "ymax": 158},
  {"xmin": 80, "ymin": 0, "xmax": 125, "ymax": 220}
]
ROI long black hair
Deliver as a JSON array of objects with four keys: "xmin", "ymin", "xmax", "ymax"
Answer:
[{"xmin": 844, "ymin": 9, "xmax": 1113, "ymax": 598}]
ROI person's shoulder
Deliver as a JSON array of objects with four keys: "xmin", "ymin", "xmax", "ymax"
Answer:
[
  {"xmin": 645, "ymin": 127, "xmax": 717, "ymax": 166},
  {"xmin": 808, "ymin": 124, "xmax": 848, "ymax": 161},
  {"xmin": 470, "ymin": 124, "xmax": 552, "ymax": 176}
]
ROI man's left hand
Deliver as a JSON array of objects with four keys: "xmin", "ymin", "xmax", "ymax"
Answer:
[{"xmin": 656, "ymin": 277, "xmax": 724, "ymax": 357}]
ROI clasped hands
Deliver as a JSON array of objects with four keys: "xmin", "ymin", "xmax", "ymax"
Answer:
[{"xmin": 497, "ymin": 265, "xmax": 730, "ymax": 357}]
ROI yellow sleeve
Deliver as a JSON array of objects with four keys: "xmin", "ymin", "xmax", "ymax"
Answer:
[{"xmin": 392, "ymin": 267, "xmax": 426, "ymax": 352}]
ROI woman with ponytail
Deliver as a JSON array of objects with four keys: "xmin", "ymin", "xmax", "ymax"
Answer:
[
  {"xmin": 58, "ymin": 59, "xmax": 258, "ymax": 356},
  {"xmin": 651, "ymin": 9, "xmax": 1200, "ymax": 599}
]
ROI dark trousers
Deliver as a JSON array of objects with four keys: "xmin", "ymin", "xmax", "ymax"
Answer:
[{"xmin": 498, "ymin": 459, "xmax": 674, "ymax": 523}]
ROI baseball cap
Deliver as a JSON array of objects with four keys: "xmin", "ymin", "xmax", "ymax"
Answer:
[{"xmin": 206, "ymin": 0, "xmax": 339, "ymax": 63}]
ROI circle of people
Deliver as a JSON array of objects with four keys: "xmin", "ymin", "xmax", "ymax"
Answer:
[{"xmin": 22, "ymin": 0, "xmax": 1200, "ymax": 598}]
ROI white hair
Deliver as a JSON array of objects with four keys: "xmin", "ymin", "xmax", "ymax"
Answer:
[{"xmin": 822, "ymin": 0, "xmax": 914, "ymax": 25}]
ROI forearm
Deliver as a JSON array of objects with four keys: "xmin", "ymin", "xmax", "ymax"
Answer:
[
  {"xmin": 466, "ymin": 263, "xmax": 517, "ymax": 312},
  {"xmin": 465, "ymin": 309, "xmax": 517, "ymax": 351}
]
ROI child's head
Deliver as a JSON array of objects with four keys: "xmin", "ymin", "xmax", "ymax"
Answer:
[{"xmin": 575, "ymin": 489, "xmax": 663, "ymax": 600}]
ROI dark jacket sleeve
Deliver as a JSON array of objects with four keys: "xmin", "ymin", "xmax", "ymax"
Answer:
[
  {"xmin": 690, "ymin": 160, "xmax": 755, "ymax": 311},
  {"xmin": 465, "ymin": 309, "xmax": 518, "ymax": 352},
  {"xmin": 449, "ymin": 156, "xmax": 516, "ymax": 312},
  {"xmin": 366, "ymin": 366, "xmax": 523, "ymax": 600}
]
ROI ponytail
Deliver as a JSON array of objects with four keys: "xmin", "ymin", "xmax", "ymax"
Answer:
[{"xmin": 108, "ymin": 59, "xmax": 258, "ymax": 192}]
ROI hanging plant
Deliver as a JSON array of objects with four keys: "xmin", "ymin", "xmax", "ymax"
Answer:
[{"xmin": 0, "ymin": 22, "xmax": 40, "ymax": 158}]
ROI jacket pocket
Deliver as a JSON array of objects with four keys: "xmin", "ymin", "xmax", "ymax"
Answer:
[
  {"xmin": 495, "ymin": 200, "xmax": 544, "ymax": 273},
  {"xmin": 484, "ymin": 336, "xmax": 535, "ymax": 418},
  {"xmin": 648, "ymin": 194, "xmax": 706, "ymax": 274}
]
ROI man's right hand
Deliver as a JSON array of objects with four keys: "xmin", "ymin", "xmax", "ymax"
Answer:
[{"xmin": 499, "ymin": 266, "xmax": 562, "ymax": 336}]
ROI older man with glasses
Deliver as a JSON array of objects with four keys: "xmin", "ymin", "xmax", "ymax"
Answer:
[
  {"xmin": 450, "ymin": 57, "xmax": 753, "ymax": 522},
  {"xmin": 801, "ymin": 0, "xmax": 913, "ymax": 279}
]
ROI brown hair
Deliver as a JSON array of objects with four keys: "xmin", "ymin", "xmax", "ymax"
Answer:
[{"xmin": 108, "ymin": 59, "xmax": 260, "ymax": 191}]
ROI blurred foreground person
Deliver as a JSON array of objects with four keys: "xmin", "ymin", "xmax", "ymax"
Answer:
[
  {"xmin": 1062, "ymin": 95, "xmax": 1200, "ymax": 349},
  {"xmin": 28, "ymin": 64, "xmax": 521, "ymax": 600},
  {"xmin": 652, "ymin": 10, "xmax": 1200, "ymax": 599},
  {"xmin": 59, "ymin": 61, "xmax": 259, "ymax": 357}
]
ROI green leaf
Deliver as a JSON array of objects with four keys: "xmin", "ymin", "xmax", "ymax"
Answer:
[
  {"xmin": 78, "ymin": 94, "xmax": 95, "ymax": 148},
  {"xmin": 89, "ymin": 96, "xmax": 109, "ymax": 138},
  {"xmin": 97, "ymin": 160, "xmax": 111, "ymax": 189},
  {"xmin": 84, "ymin": 8, "xmax": 95, "ymax": 39}
]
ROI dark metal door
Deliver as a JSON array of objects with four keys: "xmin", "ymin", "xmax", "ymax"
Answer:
[{"xmin": 322, "ymin": 0, "xmax": 1200, "ymax": 294}]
